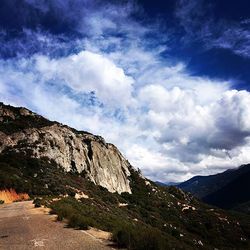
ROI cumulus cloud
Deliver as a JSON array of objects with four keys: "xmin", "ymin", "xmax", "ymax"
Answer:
[
  {"xmin": 142, "ymin": 87, "xmax": 250, "ymax": 160},
  {"xmin": 34, "ymin": 51, "xmax": 134, "ymax": 107}
]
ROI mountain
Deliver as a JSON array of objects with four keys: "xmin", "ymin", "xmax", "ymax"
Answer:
[
  {"xmin": 178, "ymin": 165, "xmax": 250, "ymax": 213},
  {"xmin": 155, "ymin": 181, "xmax": 168, "ymax": 186},
  {"xmin": 203, "ymin": 168, "xmax": 250, "ymax": 211},
  {"xmin": 0, "ymin": 102, "xmax": 249, "ymax": 249},
  {"xmin": 155, "ymin": 181, "xmax": 180, "ymax": 187},
  {"xmin": 0, "ymin": 102, "xmax": 131, "ymax": 194}
]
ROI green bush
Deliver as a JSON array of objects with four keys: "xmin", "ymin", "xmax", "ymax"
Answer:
[
  {"xmin": 112, "ymin": 224, "xmax": 134, "ymax": 248},
  {"xmin": 0, "ymin": 200, "xmax": 4, "ymax": 204},
  {"xmin": 50, "ymin": 199, "xmax": 95, "ymax": 230},
  {"xmin": 56, "ymin": 214, "xmax": 64, "ymax": 221},
  {"xmin": 68, "ymin": 214, "xmax": 91, "ymax": 230},
  {"xmin": 33, "ymin": 198, "xmax": 42, "ymax": 207},
  {"xmin": 112, "ymin": 224, "xmax": 169, "ymax": 250}
]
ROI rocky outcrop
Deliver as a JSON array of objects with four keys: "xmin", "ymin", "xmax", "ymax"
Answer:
[{"xmin": 0, "ymin": 103, "xmax": 132, "ymax": 194}]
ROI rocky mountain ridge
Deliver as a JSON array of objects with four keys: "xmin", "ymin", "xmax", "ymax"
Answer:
[{"xmin": 0, "ymin": 102, "xmax": 131, "ymax": 194}]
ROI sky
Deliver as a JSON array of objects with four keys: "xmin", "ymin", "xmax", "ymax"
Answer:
[{"xmin": 0, "ymin": 0, "xmax": 250, "ymax": 183}]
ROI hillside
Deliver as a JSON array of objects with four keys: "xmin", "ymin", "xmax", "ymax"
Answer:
[
  {"xmin": 0, "ymin": 102, "xmax": 249, "ymax": 249},
  {"xmin": 178, "ymin": 165, "xmax": 250, "ymax": 198},
  {"xmin": 203, "ymin": 169, "xmax": 250, "ymax": 211},
  {"xmin": 0, "ymin": 102, "xmax": 131, "ymax": 194},
  {"xmin": 178, "ymin": 165, "xmax": 250, "ymax": 213}
]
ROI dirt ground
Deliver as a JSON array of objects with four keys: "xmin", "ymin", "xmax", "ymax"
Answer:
[{"xmin": 0, "ymin": 201, "xmax": 115, "ymax": 250}]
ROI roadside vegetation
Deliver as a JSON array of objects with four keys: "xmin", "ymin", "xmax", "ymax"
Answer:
[{"xmin": 0, "ymin": 151, "xmax": 249, "ymax": 249}]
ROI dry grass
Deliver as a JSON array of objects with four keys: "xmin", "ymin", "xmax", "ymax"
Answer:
[{"xmin": 0, "ymin": 189, "xmax": 29, "ymax": 203}]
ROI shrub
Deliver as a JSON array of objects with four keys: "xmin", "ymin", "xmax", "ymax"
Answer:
[
  {"xmin": 112, "ymin": 224, "xmax": 134, "ymax": 248},
  {"xmin": 68, "ymin": 214, "xmax": 91, "ymax": 230},
  {"xmin": 57, "ymin": 214, "xmax": 63, "ymax": 221},
  {"xmin": 50, "ymin": 198, "xmax": 94, "ymax": 230},
  {"xmin": 112, "ymin": 224, "xmax": 168, "ymax": 250},
  {"xmin": 0, "ymin": 200, "xmax": 4, "ymax": 204},
  {"xmin": 33, "ymin": 198, "xmax": 42, "ymax": 207}
]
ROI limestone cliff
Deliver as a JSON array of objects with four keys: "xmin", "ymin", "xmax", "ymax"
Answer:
[{"xmin": 0, "ymin": 103, "xmax": 132, "ymax": 194}]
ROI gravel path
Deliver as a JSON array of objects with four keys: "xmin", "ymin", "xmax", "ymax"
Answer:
[{"xmin": 0, "ymin": 201, "xmax": 114, "ymax": 250}]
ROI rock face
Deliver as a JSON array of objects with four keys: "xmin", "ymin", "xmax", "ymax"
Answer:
[{"xmin": 0, "ymin": 103, "xmax": 132, "ymax": 194}]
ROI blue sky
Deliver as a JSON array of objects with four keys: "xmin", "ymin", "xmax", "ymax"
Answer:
[{"xmin": 0, "ymin": 0, "xmax": 250, "ymax": 182}]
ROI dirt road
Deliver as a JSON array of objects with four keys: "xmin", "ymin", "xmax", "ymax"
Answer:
[{"xmin": 0, "ymin": 201, "xmax": 114, "ymax": 250}]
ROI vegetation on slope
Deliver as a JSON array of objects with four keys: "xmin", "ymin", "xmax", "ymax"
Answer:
[
  {"xmin": 0, "ymin": 103, "xmax": 249, "ymax": 249},
  {"xmin": 203, "ymin": 170, "xmax": 250, "ymax": 210},
  {"xmin": 0, "ymin": 151, "xmax": 249, "ymax": 249},
  {"xmin": 0, "ymin": 103, "xmax": 55, "ymax": 135}
]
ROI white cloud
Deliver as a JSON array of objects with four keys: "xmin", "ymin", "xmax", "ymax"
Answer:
[
  {"xmin": 34, "ymin": 51, "xmax": 135, "ymax": 108},
  {"xmin": 136, "ymin": 84, "xmax": 250, "ymax": 180},
  {"xmin": 1, "ymin": 49, "xmax": 250, "ymax": 183}
]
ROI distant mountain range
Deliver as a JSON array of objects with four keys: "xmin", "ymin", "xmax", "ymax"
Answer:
[
  {"xmin": 177, "ymin": 165, "xmax": 250, "ymax": 214},
  {"xmin": 155, "ymin": 181, "xmax": 180, "ymax": 187}
]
